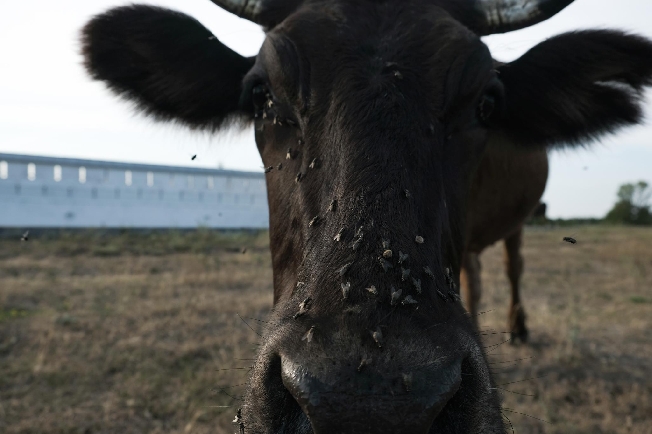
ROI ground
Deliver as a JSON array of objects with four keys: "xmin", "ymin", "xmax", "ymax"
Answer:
[{"xmin": 0, "ymin": 226, "xmax": 650, "ymax": 434}]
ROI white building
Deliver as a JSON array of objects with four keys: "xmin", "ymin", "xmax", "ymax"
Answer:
[{"xmin": 0, "ymin": 153, "xmax": 269, "ymax": 228}]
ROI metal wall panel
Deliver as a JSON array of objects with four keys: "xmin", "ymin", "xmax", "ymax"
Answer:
[{"xmin": 0, "ymin": 154, "xmax": 269, "ymax": 229}]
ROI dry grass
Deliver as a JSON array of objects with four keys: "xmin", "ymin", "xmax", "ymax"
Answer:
[
  {"xmin": 1, "ymin": 226, "xmax": 651, "ymax": 433},
  {"xmin": 481, "ymin": 226, "xmax": 652, "ymax": 434}
]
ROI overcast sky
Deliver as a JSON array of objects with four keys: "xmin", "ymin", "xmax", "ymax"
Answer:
[{"xmin": 1, "ymin": 0, "xmax": 651, "ymax": 218}]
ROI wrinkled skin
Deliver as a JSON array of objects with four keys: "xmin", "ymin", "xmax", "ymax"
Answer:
[{"xmin": 80, "ymin": 0, "xmax": 652, "ymax": 432}]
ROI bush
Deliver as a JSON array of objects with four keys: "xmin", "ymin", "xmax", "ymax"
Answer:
[{"xmin": 605, "ymin": 181, "xmax": 652, "ymax": 225}]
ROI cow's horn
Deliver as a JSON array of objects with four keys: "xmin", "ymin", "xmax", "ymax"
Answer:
[
  {"xmin": 209, "ymin": 0, "xmax": 302, "ymax": 27},
  {"xmin": 465, "ymin": 0, "xmax": 576, "ymax": 35}
]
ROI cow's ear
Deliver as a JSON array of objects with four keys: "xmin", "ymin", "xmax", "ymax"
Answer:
[
  {"xmin": 81, "ymin": 5, "xmax": 256, "ymax": 131},
  {"xmin": 490, "ymin": 30, "xmax": 652, "ymax": 148}
]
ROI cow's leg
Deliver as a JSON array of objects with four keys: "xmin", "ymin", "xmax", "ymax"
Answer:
[
  {"xmin": 461, "ymin": 251, "xmax": 482, "ymax": 331},
  {"xmin": 504, "ymin": 226, "xmax": 528, "ymax": 343}
]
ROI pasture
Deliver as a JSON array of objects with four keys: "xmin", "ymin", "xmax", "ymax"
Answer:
[{"xmin": 1, "ymin": 226, "xmax": 650, "ymax": 434}]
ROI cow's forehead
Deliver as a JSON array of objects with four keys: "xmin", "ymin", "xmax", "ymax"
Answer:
[
  {"xmin": 273, "ymin": 1, "xmax": 480, "ymax": 51},
  {"xmin": 258, "ymin": 2, "xmax": 493, "ymax": 119}
]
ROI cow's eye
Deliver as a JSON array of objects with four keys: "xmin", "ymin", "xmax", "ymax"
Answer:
[
  {"xmin": 477, "ymin": 78, "xmax": 504, "ymax": 125},
  {"xmin": 252, "ymin": 84, "xmax": 269, "ymax": 110},
  {"xmin": 477, "ymin": 94, "xmax": 495, "ymax": 123}
]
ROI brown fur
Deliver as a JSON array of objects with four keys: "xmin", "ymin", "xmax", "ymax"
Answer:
[{"xmin": 462, "ymin": 139, "xmax": 549, "ymax": 341}]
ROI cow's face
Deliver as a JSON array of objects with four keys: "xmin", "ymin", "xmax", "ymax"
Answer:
[
  {"xmin": 249, "ymin": 2, "xmax": 498, "ymax": 294},
  {"xmin": 81, "ymin": 0, "xmax": 652, "ymax": 432},
  {"xmin": 242, "ymin": 5, "xmax": 502, "ymax": 432}
]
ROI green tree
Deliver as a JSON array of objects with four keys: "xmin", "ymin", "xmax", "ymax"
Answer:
[{"xmin": 605, "ymin": 181, "xmax": 652, "ymax": 225}]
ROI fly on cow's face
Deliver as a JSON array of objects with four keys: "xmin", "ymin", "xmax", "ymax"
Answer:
[
  {"xmin": 233, "ymin": 408, "xmax": 243, "ymax": 432},
  {"xmin": 309, "ymin": 158, "xmax": 317, "ymax": 169},
  {"xmin": 357, "ymin": 356, "xmax": 372, "ymax": 372},
  {"xmin": 309, "ymin": 215, "xmax": 321, "ymax": 227},
  {"xmin": 401, "ymin": 267, "xmax": 411, "ymax": 281},
  {"xmin": 286, "ymin": 148, "xmax": 293, "ymax": 160},
  {"xmin": 402, "ymin": 295, "xmax": 418, "ymax": 305},
  {"xmin": 302, "ymin": 326, "xmax": 315, "ymax": 343},
  {"xmin": 328, "ymin": 199, "xmax": 337, "ymax": 213},
  {"xmin": 398, "ymin": 251, "xmax": 408, "ymax": 264},
  {"xmin": 334, "ymin": 227, "xmax": 345, "ymax": 242},
  {"xmin": 412, "ymin": 278, "xmax": 422, "ymax": 294},
  {"xmin": 379, "ymin": 257, "xmax": 393, "ymax": 272},
  {"xmin": 371, "ymin": 327, "xmax": 383, "ymax": 348},
  {"xmin": 390, "ymin": 286, "xmax": 402, "ymax": 306},
  {"xmin": 293, "ymin": 297, "xmax": 313, "ymax": 319},
  {"xmin": 341, "ymin": 281, "xmax": 351, "ymax": 300},
  {"xmin": 232, "ymin": 409, "xmax": 241, "ymax": 423},
  {"xmin": 351, "ymin": 227, "xmax": 364, "ymax": 250},
  {"xmin": 264, "ymin": 166, "xmax": 273, "ymax": 173},
  {"xmin": 338, "ymin": 262, "xmax": 352, "ymax": 277}
]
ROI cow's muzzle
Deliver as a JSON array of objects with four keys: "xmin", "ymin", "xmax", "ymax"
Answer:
[{"xmin": 281, "ymin": 355, "xmax": 462, "ymax": 434}]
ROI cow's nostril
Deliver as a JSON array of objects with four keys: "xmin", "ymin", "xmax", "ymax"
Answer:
[
  {"xmin": 281, "ymin": 356, "xmax": 462, "ymax": 434},
  {"xmin": 242, "ymin": 355, "xmax": 312, "ymax": 434}
]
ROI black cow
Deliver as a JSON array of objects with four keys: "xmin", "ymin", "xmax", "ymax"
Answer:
[{"xmin": 81, "ymin": 0, "xmax": 652, "ymax": 432}]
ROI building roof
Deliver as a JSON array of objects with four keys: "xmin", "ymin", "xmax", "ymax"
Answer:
[{"xmin": 0, "ymin": 153, "xmax": 264, "ymax": 179}]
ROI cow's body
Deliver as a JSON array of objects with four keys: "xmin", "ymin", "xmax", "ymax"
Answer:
[
  {"xmin": 80, "ymin": 0, "xmax": 652, "ymax": 432},
  {"xmin": 464, "ymin": 142, "xmax": 548, "ymax": 340}
]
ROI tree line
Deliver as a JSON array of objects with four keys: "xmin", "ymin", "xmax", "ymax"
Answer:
[{"xmin": 529, "ymin": 181, "xmax": 652, "ymax": 226}]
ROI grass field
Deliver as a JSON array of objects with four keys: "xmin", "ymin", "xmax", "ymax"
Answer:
[{"xmin": 1, "ymin": 226, "xmax": 651, "ymax": 433}]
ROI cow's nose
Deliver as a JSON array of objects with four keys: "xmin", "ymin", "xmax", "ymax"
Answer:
[{"xmin": 281, "ymin": 356, "xmax": 462, "ymax": 434}]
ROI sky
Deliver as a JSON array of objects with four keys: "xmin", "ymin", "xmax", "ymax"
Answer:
[{"xmin": 1, "ymin": 0, "xmax": 651, "ymax": 218}]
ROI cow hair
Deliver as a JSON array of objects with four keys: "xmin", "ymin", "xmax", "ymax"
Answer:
[{"xmin": 81, "ymin": 5, "xmax": 255, "ymax": 131}]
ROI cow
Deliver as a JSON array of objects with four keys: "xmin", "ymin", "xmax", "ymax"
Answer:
[
  {"xmin": 462, "ymin": 145, "xmax": 548, "ymax": 343},
  {"xmin": 80, "ymin": 0, "xmax": 652, "ymax": 432}
]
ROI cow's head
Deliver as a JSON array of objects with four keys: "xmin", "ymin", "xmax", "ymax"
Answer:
[{"xmin": 81, "ymin": 0, "xmax": 652, "ymax": 432}]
